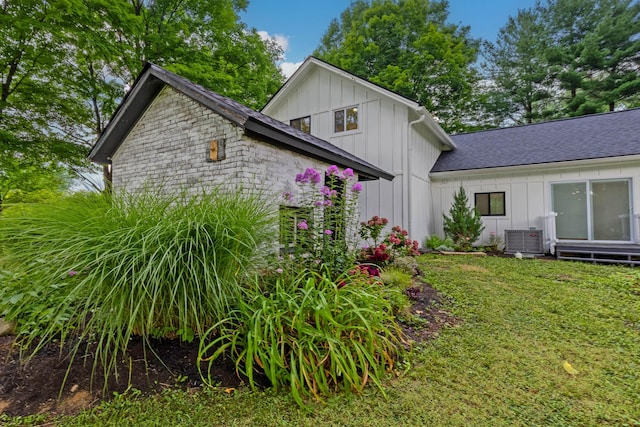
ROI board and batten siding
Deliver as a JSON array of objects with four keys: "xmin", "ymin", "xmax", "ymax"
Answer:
[
  {"xmin": 111, "ymin": 86, "xmax": 332, "ymax": 201},
  {"xmin": 264, "ymin": 66, "xmax": 443, "ymax": 243},
  {"xmin": 430, "ymin": 158, "xmax": 640, "ymax": 249}
]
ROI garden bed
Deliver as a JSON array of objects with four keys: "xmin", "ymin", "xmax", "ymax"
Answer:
[{"xmin": 0, "ymin": 280, "xmax": 455, "ymax": 418}]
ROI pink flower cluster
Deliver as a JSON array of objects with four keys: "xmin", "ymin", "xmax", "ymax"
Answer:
[
  {"xmin": 386, "ymin": 226, "xmax": 419, "ymax": 256},
  {"xmin": 295, "ymin": 167, "xmax": 322, "ymax": 184},
  {"xmin": 326, "ymin": 165, "xmax": 355, "ymax": 179}
]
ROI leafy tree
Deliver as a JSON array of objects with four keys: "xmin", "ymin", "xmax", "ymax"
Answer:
[
  {"xmin": 575, "ymin": 0, "xmax": 640, "ymax": 112},
  {"xmin": 482, "ymin": 5, "xmax": 557, "ymax": 125},
  {"xmin": 1, "ymin": 0, "xmax": 284, "ymax": 191},
  {"xmin": 484, "ymin": 0, "xmax": 640, "ymax": 123},
  {"xmin": 314, "ymin": 0, "xmax": 480, "ymax": 133},
  {"xmin": 442, "ymin": 187, "xmax": 484, "ymax": 251}
]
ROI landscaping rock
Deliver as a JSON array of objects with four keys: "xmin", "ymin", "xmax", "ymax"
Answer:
[{"xmin": 0, "ymin": 318, "xmax": 16, "ymax": 336}]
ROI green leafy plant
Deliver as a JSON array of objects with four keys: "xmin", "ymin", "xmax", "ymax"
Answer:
[
  {"xmin": 359, "ymin": 215, "xmax": 388, "ymax": 246},
  {"xmin": 484, "ymin": 232, "xmax": 503, "ymax": 252},
  {"xmin": 361, "ymin": 222, "xmax": 420, "ymax": 269},
  {"xmin": 424, "ymin": 235, "xmax": 455, "ymax": 251},
  {"xmin": 442, "ymin": 186, "xmax": 485, "ymax": 251},
  {"xmin": 199, "ymin": 268, "xmax": 405, "ymax": 406},
  {"xmin": 279, "ymin": 165, "xmax": 362, "ymax": 274},
  {"xmin": 0, "ymin": 188, "xmax": 275, "ymax": 386}
]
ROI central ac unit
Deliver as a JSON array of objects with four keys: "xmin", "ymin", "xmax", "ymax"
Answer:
[{"xmin": 504, "ymin": 229, "xmax": 544, "ymax": 254}]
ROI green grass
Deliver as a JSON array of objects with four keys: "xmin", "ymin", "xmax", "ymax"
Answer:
[{"xmin": 3, "ymin": 255, "xmax": 639, "ymax": 426}]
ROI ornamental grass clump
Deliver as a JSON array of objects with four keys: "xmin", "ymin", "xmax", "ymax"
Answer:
[
  {"xmin": 199, "ymin": 267, "xmax": 405, "ymax": 407},
  {"xmin": 0, "ymin": 189, "xmax": 275, "ymax": 383}
]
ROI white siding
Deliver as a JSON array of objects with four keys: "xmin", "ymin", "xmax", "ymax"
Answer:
[
  {"xmin": 430, "ymin": 160, "xmax": 640, "ymax": 249},
  {"xmin": 264, "ymin": 66, "xmax": 444, "ymax": 244}
]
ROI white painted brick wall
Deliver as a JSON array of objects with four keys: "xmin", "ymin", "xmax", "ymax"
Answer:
[{"xmin": 111, "ymin": 86, "xmax": 339, "ymax": 203}]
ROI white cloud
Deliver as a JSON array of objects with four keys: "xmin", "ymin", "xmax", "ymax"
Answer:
[
  {"xmin": 255, "ymin": 30, "xmax": 303, "ymax": 78},
  {"xmin": 280, "ymin": 61, "xmax": 303, "ymax": 79},
  {"xmin": 257, "ymin": 30, "xmax": 289, "ymax": 54}
]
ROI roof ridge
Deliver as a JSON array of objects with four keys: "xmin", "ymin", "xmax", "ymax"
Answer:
[{"xmin": 452, "ymin": 107, "xmax": 640, "ymax": 137}]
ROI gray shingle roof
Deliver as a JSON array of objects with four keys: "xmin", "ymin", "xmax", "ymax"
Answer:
[
  {"xmin": 431, "ymin": 109, "xmax": 640, "ymax": 173},
  {"xmin": 89, "ymin": 63, "xmax": 393, "ymax": 181}
]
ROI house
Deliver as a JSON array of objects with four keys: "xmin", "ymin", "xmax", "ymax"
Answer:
[
  {"xmin": 89, "ymin": 60, "xmax": 640, "ymax": 264},
  {"xmin": 431, "ymin": 109, "xmax": 640, "ymax": 261},
  {"xmin": 263, "ymin": 56, "xmax": 640, "ymax": 263},
  {"xmin": 89, "ymin": 63, "xmax": 392, "ymax": 216},
  {"xmin": 262, "ymin": 56, "xmax": 455, "ymax": 242}
]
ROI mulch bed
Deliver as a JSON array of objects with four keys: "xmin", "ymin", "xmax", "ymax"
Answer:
[{"xmin": 0, "ymin": 279, "xmax": 458, "ymax": 418}]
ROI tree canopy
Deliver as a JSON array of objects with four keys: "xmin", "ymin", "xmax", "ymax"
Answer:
[
  {"xmin": 0, "ymin": 0, "xmax": 284, "ymax": 196},
  {"xmin": 314, "ymin": 0, "xmax": 481, "ymax": 133},
  {"xmin": 482, "ymin": 0, "xmax": 640, "ymax": 126}
]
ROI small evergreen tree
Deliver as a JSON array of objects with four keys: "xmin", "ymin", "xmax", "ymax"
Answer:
[{"xmin": 443, "ymin": 186, "xmax": 485, "ymax": 251}]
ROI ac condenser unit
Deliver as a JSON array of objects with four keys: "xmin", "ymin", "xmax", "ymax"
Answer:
[{"xmin": 504, "ymin": 229, "xmax": 544, "ymax": 254}]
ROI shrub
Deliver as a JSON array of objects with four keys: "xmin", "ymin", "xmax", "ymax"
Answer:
[
  {"xmin": 442, "ymin": 186, "xmax": 485, "ymax": 251},
  {"xmin": 389, "ymin": 256, "xmax": 419, "ymax": 276},
  {"xmin": 484, "ymin": 232, "xmax": 504, "ymax": 252},
  {"xmin": 359, "ymin": 216, "xmax": 388, "ymax": 246},
  {"xmin": 360, "ymin": 221, "xmax": 420, "ymax": 268},
  {"xmin": 199, "ymin": 268, "xmax": 405, "ymax": 406},
  {"xmin": 0, "ymin": 189, "xmax": 275, "ymax": 383}
]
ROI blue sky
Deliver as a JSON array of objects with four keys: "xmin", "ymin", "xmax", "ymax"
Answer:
[{"xmin": 241, "ymin": 0, "xmax": 538, "ymax": 77}]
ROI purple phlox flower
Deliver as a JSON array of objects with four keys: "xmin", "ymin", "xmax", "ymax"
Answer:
[
  {"xmin": 297, "ymin": 220, "xmax": 309, "ymax": 230},
  {"xmin": 323, "ymin": 199, "xmax": 333, "ymax": 206},
  {"xmin": 297, "ymin": 168, "xmax": 321, "ymax": 184},
  {"xmin": 343, "ymin": 168, "xmax": 354, "ymax": 178},
  {"xmin": 326, "ymin": 165, "xmax": 340, "ymax": 176},
  {"xmin": 275, "ymin": 268, "xmax": 284, "ymax": 274},
  {"xmin": 68, "ymin": 270, "xmax": 77, "ymax": 277},
  {"xmin": 314, "ymin": 200, "xmax": 324, "ymax": 207},
  {"xmin": 320, "ymin": 186, "xmax": 332, "ymax": 196},
  {"xmin": 352, "ymin": 182, "xmax": 363, "ymax": 192},
  {"xmin": 324, "ymin": 229, "xmax": 333, "ymax": 235}
]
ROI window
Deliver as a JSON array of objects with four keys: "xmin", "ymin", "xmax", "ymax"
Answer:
[
  {"xmin": 290, "ymin": 116, "xmax": 311, "ymax": 134},
  {"xmin": 323, "ymin": 172, "xmax": 347, "ymax": 243},
  {"xmin": 552, "ymin": 179, "xmax": 631, "ymax": 241},
  {"xmin": 475, "ymin": 192, "xmax": 505, "ymax": 216},
  {"xmin": 334, "ymin": 106, "xmax": 358, "ymax": 133},
  {"xmin": 279, "ymin": 205, "xmax": 312, "ymax": 248}
]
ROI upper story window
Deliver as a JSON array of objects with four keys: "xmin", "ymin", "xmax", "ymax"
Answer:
[
  {"xmin": 334, "ymin": 106, "xmax": 358, "ymax": 133},
  {"xmin": 290, "ymin": 116, "xmax": 311, "ymax": 134},
  {"xmin": 475, "ymin": 192, "xmax": 506, "ymax": 216}
]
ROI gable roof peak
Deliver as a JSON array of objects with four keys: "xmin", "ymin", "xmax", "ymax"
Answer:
[
  {"xmin": 263, "ymin": 56, "xmax": 455, "ymax": 149},
  {"xmin": 88, "ymin": 63, "xmax": 393, "ymax": 181}
]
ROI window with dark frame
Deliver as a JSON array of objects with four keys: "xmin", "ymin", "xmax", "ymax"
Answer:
[
  {"xmin": 323, "ymin": 173, "xmax": 347, "ymax": 243},
  {"xmin": 290, "ymin": 116, "xmax": 311, "ymax": 134},
  {"xmin": 333, "ymin": 106, "xmax": 358, "ymax": 133},
  {"xmin": 475, "ymin": 192, "xmax": 506, "ymax": 216},
  {"xmin": 279, "ymin": 205, "xmax": 312, "ymax": 249}
]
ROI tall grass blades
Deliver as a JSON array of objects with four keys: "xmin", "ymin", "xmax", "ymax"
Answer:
[
  {"xmin": 199, "ymin": 268, "xmax": 406, "ymax": 406},
  {"xmin": 0, "ymin": 188, "xmax": 276, "ymax": 384}
]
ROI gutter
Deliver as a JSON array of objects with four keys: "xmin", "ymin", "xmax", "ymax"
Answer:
[{"xmin": 407, "ymin": 108, "xmax": 427, "ymax": 237}]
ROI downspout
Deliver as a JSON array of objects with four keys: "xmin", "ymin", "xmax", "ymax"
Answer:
[{"xmin": 407, "ymin": 108, "xmax": 427, "ymax": 239}]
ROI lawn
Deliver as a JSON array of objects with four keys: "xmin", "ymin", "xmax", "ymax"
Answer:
[{"xmin": 5, "ymin": 255, "xmax": 638, "ymax": 426}]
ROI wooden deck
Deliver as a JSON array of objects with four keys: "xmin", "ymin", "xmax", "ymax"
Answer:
[{"xmin": 555, "ymin": 242, "xmax": 640, "ymax": 266}]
